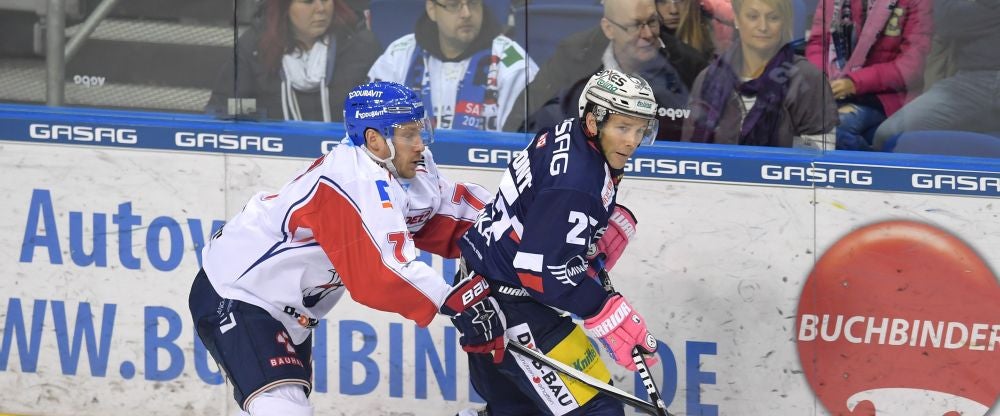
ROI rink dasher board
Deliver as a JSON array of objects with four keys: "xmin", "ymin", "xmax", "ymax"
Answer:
[{"xmin": 0, "ymin": 104, "xmax": 998, "ymax": 416}]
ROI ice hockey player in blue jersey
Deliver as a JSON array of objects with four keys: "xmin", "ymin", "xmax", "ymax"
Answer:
[{"xmin": 456, "ymin": 69, "xmax": 662, "ymax": 415}]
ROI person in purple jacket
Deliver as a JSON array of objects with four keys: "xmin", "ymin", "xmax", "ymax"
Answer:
[{"xmin": 806, "ymin": 0, "xmax": 932, "ymax": 150}]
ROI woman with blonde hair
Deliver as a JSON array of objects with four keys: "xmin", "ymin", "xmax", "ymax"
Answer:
[
  {"xmin": 682, "ymin": 0, "xmax": 838, "ymax": 148},
  {"xmin": 657, "ymin": 0, "xmax": 716, "ymax": 58}
]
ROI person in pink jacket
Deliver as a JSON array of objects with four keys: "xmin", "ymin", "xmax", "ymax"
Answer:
[
  {"xmin": 701, "ymin": 0, "xmax": 737, "ymax": 52},
  {"xmin": 806, "ymin": 0, "xmax": 932, "ymax": 150}
]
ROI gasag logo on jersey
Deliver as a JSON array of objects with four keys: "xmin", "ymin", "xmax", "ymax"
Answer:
[
  {"xmin": 796, "ymin": 221, "xmax": 1000, "ymax": 415},
  {"xmin": 761, "ymin": 165, "xmax": 873, "ymax": 186},
  {"xmin": 175, "ymin": 132, "xmax": 283, "ymax": 153},
  {"xmin": 550, "ymin": 119, "xmax": 573, "ymax": 176},
  {"xmin": 29, "ymin": 123, "xmax": 138, "ymax": 144},
  {"xmin": 507, "ymin": 323, "xmax": 580, "ymax": 415}
]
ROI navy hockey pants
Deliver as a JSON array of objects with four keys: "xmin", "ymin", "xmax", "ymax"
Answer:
[
  {"xmin": 468, "ymin": 282, "xmax": 625, "ymax": 416},
  {"xmin": 188, "ymin": 269, "xmax": 313, "ymax": 410}
]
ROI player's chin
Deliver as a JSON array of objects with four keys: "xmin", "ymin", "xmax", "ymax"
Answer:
[{"xmin": 609, "ymin": 153, "xmax": 630, "ymax": 169}]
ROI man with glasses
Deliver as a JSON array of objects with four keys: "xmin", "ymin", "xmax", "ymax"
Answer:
[
  {"xmin": 368, "ymin": 0, "xmax": 538, "ymax": 132},
  {"xmin": 503, "ymin": 0, "xmax": 703, "ymax": 142}
]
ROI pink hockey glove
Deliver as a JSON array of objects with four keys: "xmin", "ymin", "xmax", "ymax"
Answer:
[
  {"xmin": 583, "ymin": 294, "xmax": 658, "ymax": 371},
  {"xmin": 587, "ymin": 205, "xmax": 637, "ymax": 277}
]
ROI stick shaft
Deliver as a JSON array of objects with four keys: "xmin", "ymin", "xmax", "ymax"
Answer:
[{"xmin": 596, "ymin": 266, "xmax": 673, "ymax": 416}]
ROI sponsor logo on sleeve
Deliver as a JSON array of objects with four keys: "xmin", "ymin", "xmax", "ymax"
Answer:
[{"xmin": 375, "ymin": 180, "xmax": 393, "ymax": 209}]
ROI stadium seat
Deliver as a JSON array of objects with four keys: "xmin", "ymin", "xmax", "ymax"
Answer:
[
  {"xmin": 882, "ymin": 130, "xmax": 1000, "ymax": 158},
  {"xmin": 510, "ymin": 3, "xmax": 604, "ymax": 65},
  {"xmin": 792, "ymin": 0, "xmax": 807, "ymax": 43},
  {"xmin": 369, "ymin": 0, "xmax": 511, "ymax": 49}
]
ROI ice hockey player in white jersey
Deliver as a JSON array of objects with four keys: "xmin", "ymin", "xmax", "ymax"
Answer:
[
  {"xmin": 188, "ymin": 81, "xmax": 506, "ymax": 416},
  {"xmin": 456, "ymin": 69, "xmax": 662, "ymax": 415},
  {"xmin": 367, "ymin": 0, "xmax": 537, "ymax": 132}
]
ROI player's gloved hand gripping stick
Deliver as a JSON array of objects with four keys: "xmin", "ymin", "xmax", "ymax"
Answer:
[
  {"xmin": 590, "ymin": 256, "xmax": 672, "ymax": 416},
  {"xmin": 505, "ymin": 259, "xmax": 674, "ymax": 416},
  {"xmin": 441, "ymin": 274, "xmax": 507, "ymax": 364}
]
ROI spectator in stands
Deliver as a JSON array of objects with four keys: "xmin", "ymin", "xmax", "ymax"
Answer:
[
  {"xmin": 503, "ymin": 0, "xmax": 698, "ymax": 141},
  {"xmin": 683, "ymin": 0, "xmax": 838, "ymax": 148},
  {"xmin": 367, "ymin": 0, "xmax": 537, "ymax": 132},
  {"xmin": 205, "ymin": 0, "xmax": 380, "ymax": 122},
  {"xmin": 806, "ymin": 0, "xmax": 931, "ymax": 151},
  {"xmin": 658, "ymin": 0, "xmax": 715, "ymax": 58},
  {"xmin": 702, "ymin": 0, "xmax": 737, "ymax": 52},
  {"xmin": 872, "ymin": 0, "xmax": 1000, "ymax": 150},
  {"xmin": 657, "ymin": 0, "xmax": 721, "ymax": 58}
]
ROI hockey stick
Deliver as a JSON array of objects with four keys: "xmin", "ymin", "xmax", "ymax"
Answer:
[
  {"xmin": 595, "ymin": 258, "xmax": 673, "ymax": 416},
  {"xmin": 505, "ymin": 340, "xmax": 664, "ymax": 416}
]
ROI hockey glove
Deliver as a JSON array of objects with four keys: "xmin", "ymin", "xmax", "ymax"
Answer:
[
  {"xmin": 583, "ymin": 294, "xmax": 658, "ymax": 371},
  {"xmin": 587, "ymin": 204, "xmax": 637, "ymax": 278},
  {"xmin": 440, "ymin": 274, "xmax": 507, "ymax": 364}
]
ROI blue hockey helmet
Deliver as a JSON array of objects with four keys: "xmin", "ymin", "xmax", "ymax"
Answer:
[{"xmin": 343, "ymin": 81, "xmax": 434, "ymax": 147}]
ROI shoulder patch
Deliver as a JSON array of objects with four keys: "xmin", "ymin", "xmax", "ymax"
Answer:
[
  {"xmin": 388, "ymin": 34, "xmax": 417, "ymax": 54},
  {"xmin": 501, "ymin": 45, "xmax": 525, "ymax": 67},
  {"xmin": 536, "ymin": 132, "xmax": 548, "ymax": 148}
]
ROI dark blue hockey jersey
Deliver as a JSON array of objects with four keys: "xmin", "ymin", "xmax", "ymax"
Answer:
[{"xmin": 458, "ymin": 117, "xmax": 618, "ymax": 318}]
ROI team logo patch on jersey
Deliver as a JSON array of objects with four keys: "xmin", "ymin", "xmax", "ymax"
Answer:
[
  {"xmin": 375, "ymin": 180, "xmax": 393, "ymax": 208},
  {"xmin": 600, "ymin": 175, "xmax": 615, "ymax": 208},
  {"xmin": 536, "ymin": 132, "xmax": 548, "ymax": 148},
  {"xmin": 302, "ymin": 269, "xmax": 344, "ymax": 308},
  {"xmin": 796, "ymin": 221, "xmax": 1000, "ymax": 415},
  {"xmin": 547, "ymin": 255, "xmax": 587, "ymax": 286},
  {"xmin": 282, "ymin": 305, "xmax": 319, "ymax": 328}
]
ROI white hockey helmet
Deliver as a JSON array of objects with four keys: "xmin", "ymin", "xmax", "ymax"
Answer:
[{"xmin": 578, "ymin": 69, "xmax": 660, "ymax": 145}]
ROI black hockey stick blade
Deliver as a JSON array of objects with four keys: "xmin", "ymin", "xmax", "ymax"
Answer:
[
  {"xmin": 506, "ymin": 340, "xmax": 663, "ymax": 416},
  {"xmin": 632, "ymin": 347, "xmax": 672, "ymax": 416}
]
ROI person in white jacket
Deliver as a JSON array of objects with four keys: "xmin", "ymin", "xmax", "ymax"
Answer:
[
  {"xmin": 188, "ymin": 81, "xmax": 506, "ymax": 415},
  {"xmin": 367, "ymin": 0, "xmax": 538, "ymax": 132}
]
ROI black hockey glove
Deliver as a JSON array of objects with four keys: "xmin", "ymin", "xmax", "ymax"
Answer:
[{"xmin": 440, "ymin": 274, "xmax": 507, "ymax": 364}]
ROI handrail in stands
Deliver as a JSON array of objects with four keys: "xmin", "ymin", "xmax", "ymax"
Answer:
[{"xmin": 44, "ymin": 0, "xmax": 121, "ymax": 106}]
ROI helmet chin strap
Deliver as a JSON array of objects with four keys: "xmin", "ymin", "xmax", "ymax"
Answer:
[{"xmin": 364, "ymin": 134, "xmax": 400, "ymax": 178}]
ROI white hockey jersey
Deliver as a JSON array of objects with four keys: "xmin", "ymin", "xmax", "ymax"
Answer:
[
  {"xmin": 202, "ymin": 144, "xmax": 490, "ymax": 343},
  {"xmin": 367, "ymin": 34, "xmax": 538, "ymax": 132}
]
